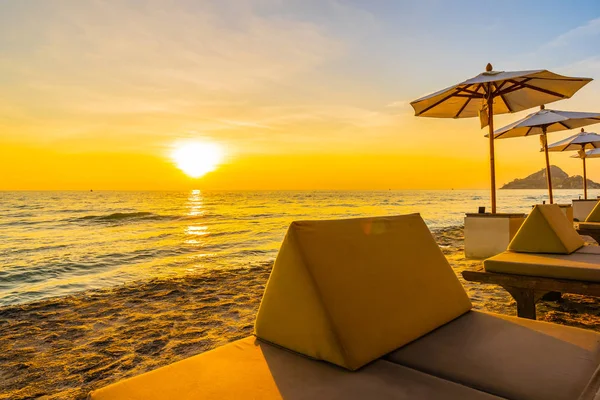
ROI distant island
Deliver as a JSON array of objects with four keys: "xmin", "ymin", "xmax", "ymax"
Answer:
[{"xmin": 501, "ymin": 165, "xmax": 600, "ymax": 189}]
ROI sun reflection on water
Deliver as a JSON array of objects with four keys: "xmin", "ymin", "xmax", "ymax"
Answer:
[
  {"xmin": 185, "ymin": 226, "xmax": 209, "ymax": 236},
  {"xmin": 187, "ymin": 189, "xmax": 205, "ymax": 217},
  {"xmin": 185, "ymin": 190, "xmax": 209, "ymax": 244}
]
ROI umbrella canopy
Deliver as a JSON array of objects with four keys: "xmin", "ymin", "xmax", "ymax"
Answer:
[
  {"xmin": 412, "ymin": 68, "xmax": 592, "ymax": 119},
  {"xmin": 547, "ymin": 130, "xmax": 600, "ymax": 152},
  {"xmin": 491, "ymin": 107, "xmax": 600, "ymax": 203},
  {"xmin": 493, "ymin": 108, "xmax": 600, "ymax": 139},
  {"xmin": 548, "ymin": 129, "xmax": 600, "ymax": 199},
  {"xmin": 410, "ymin": 63, "xmax": 591, "ymax": 213}
]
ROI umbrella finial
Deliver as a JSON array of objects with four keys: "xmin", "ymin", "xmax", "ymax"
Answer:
[
  {"xmin": 540, "ymin": 104, "xmax": 545, "ymax": 110},
  {"xmin": 486, "ymin": 63, "xmax": 493, "ymax": 72}
]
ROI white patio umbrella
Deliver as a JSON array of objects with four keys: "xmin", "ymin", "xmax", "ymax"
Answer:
[
  {"xmin": 548, "ymin": 129, "xmax": 600, "ymax": 199},
  {"xmin": 492, "ymin": 106, "xmax": 600, "ymax": 203},
  {"xmin": 410, "ymin": 63, "xmax": 592, "ymax": 213}
]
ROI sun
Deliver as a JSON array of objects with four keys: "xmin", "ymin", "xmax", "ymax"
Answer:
[{"xmin": 171, "ymin": 141, "xmax": 224, "ymax": 178}]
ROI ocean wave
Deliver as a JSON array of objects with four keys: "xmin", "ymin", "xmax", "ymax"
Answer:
[
  {"xmin": 206, "ymin": 229, "xmax": 253, "ymax": 238},
  {"xmin": 11, "ymin": 204, "xmax": 44, "ymax": 210},
  {"xmin": 96, "ymin": 247, "xmax": 192, "ymax": 263},
  {"xmin": 0, "ymin": 261, "xmax": 109, "ymax": 285},
  {"xmin": 0, "ymin": 219, "xmax": 41, "ymax": 227},
  {"xmin": 245, "ymin": 213, "xmax": 284, "ymax": 218},
  {"xmin": 0, "ymin": 244, "xmax": 69, "ymax": 256},
  {"xmin": 0, "ymin": 246, "xmax": 198, "ymax": 285},
  {"xmin": 180, "ymin": 214, "xmax": 217, "ymax": 220},
  {"xmin": 70, "ymin": 212, "xmax": 208, "ymax": 224},
  {"xmin": 76, "ymin": 212, "xmax": 163, "ymax": 222},
  {"xmin": 229, "ymin": 249, "xmax": 275, "ymax": 257}
]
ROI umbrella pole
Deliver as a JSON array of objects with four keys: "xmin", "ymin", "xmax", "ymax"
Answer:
[
  {"xmin": 541, "ymin": 129, "xmax": 553, "ymax": 204},
  {"xmin": 488, "ymin": 94, "xmax": 496, "ymax": 214},
  {"xmin": 583, "ymin": 156, "xmax": 588, "ymax": 200}
]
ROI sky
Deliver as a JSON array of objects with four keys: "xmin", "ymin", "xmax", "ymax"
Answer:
[{"xmin": 1, "ymin": 0, "xmax": 600, "ymax": 190}]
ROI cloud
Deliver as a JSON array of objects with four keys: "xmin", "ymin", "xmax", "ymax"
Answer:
[
  {"xmin": 0, "ymin": 0, "xmax": 409, "ymax": 159},
  {"xmin": 217, "ymin": 119, "xmax": 272, "ymax": 129},
  {"xmin": 507, "ymin": 16, "xmax": 600, "ymax": 85},
  {"xmin": 0, "ymin": 0, "xmax": 346, "ymax": 114},
  {"xmin": 556, "ymin": 56, "xmax": 600, "ymax": 76},
  {"xmin": 544, "ymin": 17, "xmax": 600, "ymax": 49},
  {"xmin": 386, "ymin": 100, "xmax": 409, "ymax": 108}
]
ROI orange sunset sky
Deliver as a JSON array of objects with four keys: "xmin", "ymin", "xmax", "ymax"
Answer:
[{"xmin": 1, "ymin": 0, "xmax": 600, "ymax": 190}]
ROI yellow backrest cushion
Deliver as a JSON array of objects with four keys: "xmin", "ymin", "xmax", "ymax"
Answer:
[
  {"xmin": 508, "ymin": 204, "xmax": 584, "ymax": 254},
  {"xmin": 255, "ymin": 214, "xmax": 472, "ymax": 371},
  {"xmin": 585, "ymin": 201, "xmax": 600, "ymax": 222}
]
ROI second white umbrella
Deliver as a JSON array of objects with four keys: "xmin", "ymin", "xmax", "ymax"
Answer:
[
  {"xmin": 548, "ymin": 129, "xmax": 600, "ymax": 199},
  {"xmin": 492, "ymin": 106, "xmax": 600, "ymax": 203}
]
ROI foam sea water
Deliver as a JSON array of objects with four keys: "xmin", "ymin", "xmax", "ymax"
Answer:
[{"xmin": 0, "ymin": 189, "xmax": 597, "ymax": 306}]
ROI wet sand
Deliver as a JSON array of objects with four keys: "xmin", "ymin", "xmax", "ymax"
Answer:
[{"xmin": 2, "ymin": 227, "xmax": 600, "ymax": 399}]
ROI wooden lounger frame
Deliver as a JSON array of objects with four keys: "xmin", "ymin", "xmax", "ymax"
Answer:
[
  {"xmin": 462, "ymin": 268, "xmax": 600, "ymax": 320},
  {"xmin": 577, "ymin": 228, "xmax": 600, "ymax": 245}
]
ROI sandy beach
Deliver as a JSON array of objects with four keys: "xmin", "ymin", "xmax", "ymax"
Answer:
[{"xmin": 2, "ymin": 227, "xmax": 600, "ymax": 400}]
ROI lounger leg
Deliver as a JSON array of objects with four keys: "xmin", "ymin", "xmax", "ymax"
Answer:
[{"xmin": 502, "ymin": 286, "xmax": 537, "ymax": 320}]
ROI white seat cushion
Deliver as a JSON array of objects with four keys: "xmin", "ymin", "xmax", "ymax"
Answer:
[{"xmin": 386, "ymin": 311, "xmax": 600, "ymax": 400}]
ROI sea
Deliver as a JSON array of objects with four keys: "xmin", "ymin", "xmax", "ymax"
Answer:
[{"xmin": 1, "ymin": 189, "xmax": 597, "ymax": 307}]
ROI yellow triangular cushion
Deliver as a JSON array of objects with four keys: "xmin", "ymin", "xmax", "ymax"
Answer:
[
  {"xmin": 254, "ymin": 214, "xmax": 472, "ymax": 371},
  {"xmin": 508, "ymin": 204, "xmax": 584, "ymax": 254},
  {"xmin": 253, "ymin": 226, "xmax": 345, "ymax": 366},
  {"xmin": 585, "ymin": 201, "xmax": 600, "ymax": 222}
]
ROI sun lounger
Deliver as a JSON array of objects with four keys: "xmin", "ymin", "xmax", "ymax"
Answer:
[
  {"xmin": 463, "ymin": 266, "xmax": 600, "ymax": 319},
  {"xmin": 89, "ymin": 213, "xmax": 600, "ymax": 400},
  {"xmin": 577, "ymin": 201, "xmax": 600, "ymax": 243},
  {"xmin": 89, "ymin": 336, "xmax": 503, "ymax": 400},
  {"xmin": 484, "ymin": 245, "xmax": 600, "ymax": 282},
  {"xmin": 463, "ymin": 204, "xmax": 600, "ymax": 319}
]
